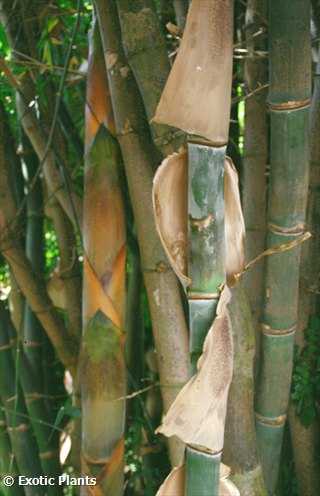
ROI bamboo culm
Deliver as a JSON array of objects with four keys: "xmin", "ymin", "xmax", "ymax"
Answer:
[
  {"xmin": 186, "ymin": 142, "xmax": 226, "ymax": 496},
  {"xmin": 255, "ymin": 2, "xmax": 311, "ymax": 493}
]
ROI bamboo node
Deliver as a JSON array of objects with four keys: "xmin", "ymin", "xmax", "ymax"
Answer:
[
  {"xmin": 143, "ymin": 261, "xmax": 170, "ymax": 273},
  {"xmin": 189, "ymin": 213, "xmax": 214, "ymax": 232},
  {"xmin": 25, "ymin": 392, "xmax": 43, "ymax": 403},
  {"xmin": 268, "ymin": 222, "xmax": 306, "ymax": 236},
  {"xmin": 40, "ymin": 449, "xmax": 59, "ymax": 460},
  {"xmin": 7, "ymin": 423, "xmax": 30, "ymax": 433},
  {"xmin": 261, "ymin": 322, "xmax": 296, "ymax": 336},
  {"xmin": 23, "ymin": 339, "xmax": 42, "ymax": 348},
  {"xmin": 255, "ymin": 412, "xmax": 287, "ymax": 427},
  {"xmin": 105, "ymin": 51, "xmax": 118, "ymax": 70},
  {"xmin": 268, "ymin": 99, "xmax": 311, "ymax": 111},
  {"xmin": 187, "ymin": 292, "xmax": 220, "ymax": 300},
  {"xmin": 187, "ymin": 444, "xmax": 222, "ymax": 457}
]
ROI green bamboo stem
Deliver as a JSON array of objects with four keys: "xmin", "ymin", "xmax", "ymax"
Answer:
[
  {"xmin": 17, "ymin": 136, "xmax": 62, "ymax": 485},
  {"xmin": 242, "ymin": 0, "xmax": 268, "ymax": 360},
  {"xmin": 186, "ymin": 142, "xmax": 226, "ymax": 496},
  {"xmin": 125, "ymin": 237, "xmax": 144, "ymax": 395},
  {"xmin": 255, "ymin": 2, "xmax": 311, "ymax": 493},
  {"xmin": 116, "ymin": 0, "xmax": 184, "ymax": 154},
  {"xmin": 0, "ymin": 401, "xmax": 23, "ymax": 496},
  {"xmin": 0, "ymin": 302, "xmax": 45, "ymax": 496},
  {"xmin": 9, "ymin": 312, "xmax": 62, "ymax": 483},
  {"xmin": 22, "ymin": 133, "xmax": 44, "ymax": 386},
  {"xmin": 58, "ymin": 100, "xmax": 84, "ymax": 160},
  {"xmin": 288, "ymin": 38, "xmax": 320, "ymax": 496}
]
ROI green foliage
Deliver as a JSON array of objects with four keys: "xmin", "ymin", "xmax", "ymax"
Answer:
[
  {"xmin": 291, "ymin": 315, "xmax": 320, "ymax": 426},
  {"xmin": 44, "ymin": 219, "xmax": 59, "ymax": 274}
]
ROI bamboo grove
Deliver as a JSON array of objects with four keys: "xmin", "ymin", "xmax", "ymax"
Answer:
[{"xmin": 0, "ymin": 1, "xmax": 319, "ymax": 496}]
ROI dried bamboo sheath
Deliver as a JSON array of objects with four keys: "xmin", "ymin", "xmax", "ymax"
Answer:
[
  {"xmin": 255, "ymin": 1, "xmax": 311, "ymax": 493},
  {"xmin": 81, "ymin": 19, "xmax": 126, "ymax": 495}
]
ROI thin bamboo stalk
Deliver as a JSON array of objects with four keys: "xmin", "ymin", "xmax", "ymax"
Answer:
[
  {"xmin": 0, "ymin": 401, "xmax": 23, "ymax": 496},
  {"xmin": 22, "ymin": 133, "xmax": 45, "ymax": 388},
  {"xmin": 17, "ymin": 135, "xmax": 62, "ymax": 485},
  {"xmin": 255, "ymin": 2, "xmax": 311, "ymax": 493},
  {"xmin": 242, "ymin": 0, "xmax": 268, "ymax": 356},
  {"xmin": 0, "ymin": 0, "xmax": 83, "ymax": 228},
  {"xmin": 81, "ymin": 18, "xmax": 126, "ymax": 494},
  {"xmin": 0, "ymin": 104, "xmax": 78, "ymax": 373},
  {"xmin": 95, "ymin": 0, "xmax": 190, "ymax": 466},
  {"xmin": 125, "ymin": 237, "xmax": 144, "ymax": 397},
  {"xmin": 0, "ymin": 302, "xmax": 45, "ymax": 496}
]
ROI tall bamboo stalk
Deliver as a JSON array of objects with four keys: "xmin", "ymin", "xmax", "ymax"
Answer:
[
  {"xmin": 81, "ymin": 19, "xmax": 126, "ymax": 494},
  {"xmin": 255, "ymin": 2, "xmax": 311, "ymax": 493},
  {"xmin": 288, "ymin": 30, "xmax": 320, "ymax": 495},
  {"xmin": 95, "ymin": 0, "xmax": 190, "ymax": 466},
  {"xmin": 0, "ymin": 102, "xmax": 77, "ymax": 374},
  {"xmin": 186, "ymin": 143, "xmax": 226, "ymax": 496},
  {"xmin": 224, "ymin": 285, "xmax": 267, "ymax": 495},
  {"xmin": 17, "ymin": 135, "xmax": 62, "ymax": 485},
  {"xmin": 0, "ymin": 302, "xmax": 44, "ymax": 496},
  {"xmin": 242, "ymin": 0, "xmax": 268, "ymax": 358},
  {"xmin": 151, "ymin": 1, "xmax": 235, "ymax": 492},
  {"xmin": 0, "ymin": 401, "xmax": 23, "ymax": 496}
]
